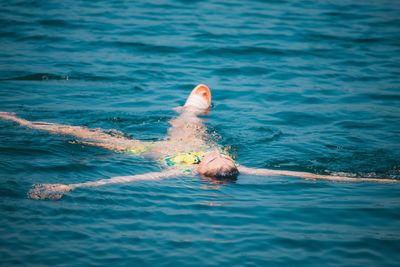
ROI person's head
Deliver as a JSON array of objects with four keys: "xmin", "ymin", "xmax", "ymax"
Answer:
[
  {"xmin": 196, "ymin": 150, "xmax": 239, "ymax": 180},
  {"xmin": 184, "ymin": 84, "xmax": 212, "ymax": 112}
]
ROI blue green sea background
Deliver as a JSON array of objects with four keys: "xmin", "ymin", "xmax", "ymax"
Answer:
[{"xmin": 0, "ymin": 0, "xmax": 399, "ymax": 266}]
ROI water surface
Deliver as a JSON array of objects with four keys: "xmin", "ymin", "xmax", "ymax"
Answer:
[{"xmin": 1, "ymin": 0, "xmax": 400, "ymax": 266}]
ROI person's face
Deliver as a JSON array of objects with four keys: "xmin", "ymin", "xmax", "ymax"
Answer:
[{"xmin": 197, "ymin": 150, "xmax": 238, "ymax": 179}]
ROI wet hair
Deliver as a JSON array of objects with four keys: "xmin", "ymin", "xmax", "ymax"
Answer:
[{"xmin": 201, "ymin": 166, "xmax": 239, "ymax": 180}]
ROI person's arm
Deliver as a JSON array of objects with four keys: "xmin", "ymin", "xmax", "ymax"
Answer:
[
  {"xmin": 28, "ymin": 169, "xmax": 182, "ymax": 200},
  {"xmin": 0, "ymin": 112, "xmax": 146, "ymax": 151},
  {"xmin": 238, "ymin": 166, "xmax": 398, "ymax": 183}
]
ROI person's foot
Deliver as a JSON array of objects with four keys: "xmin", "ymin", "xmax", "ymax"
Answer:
[
  {"xmin": 0, "ymin": 112, "xmax": 17, "ymax": 120},
  {"xmin": 184, "ymin": 84, "xmax": 212, "ymax": 111}
]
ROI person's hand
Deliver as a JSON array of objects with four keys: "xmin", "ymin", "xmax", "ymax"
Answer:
[{"xmin": 28, "ymin": 183, "xmax": 73, "ymax": 200}]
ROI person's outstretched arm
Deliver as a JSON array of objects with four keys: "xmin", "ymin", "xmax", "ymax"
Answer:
[
  {"xmin": 238, "ymin": 166, "xmax": 398, "ymax": 183},
  {"xmin": 0, "ymin": 112, "xmax": 146, "ymax": 151},
  {"xmin": 28, "ymin": 169, "xmax": 182, "ymax": 200}
]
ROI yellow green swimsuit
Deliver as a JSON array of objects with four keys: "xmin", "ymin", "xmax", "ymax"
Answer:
[
  {"xmin": 125, "ymin": 142, "xmax": 234, "ymax": 173},
  {"xmin": 125, "ymin": 143, "xmax": 206, "ymax": 170},
  {"xmin": 164, "ymin": 151, "xmax": 206, "ymax": 167}
]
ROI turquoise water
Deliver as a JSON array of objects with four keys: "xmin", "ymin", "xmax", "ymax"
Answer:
[{"xmin": 1, "ymin": 0, "xmax": 400, "ymax": 266}]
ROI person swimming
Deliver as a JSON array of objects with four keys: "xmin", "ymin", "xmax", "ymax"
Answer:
[{"xmin": 0, "ymin": 84, "xmax": 397, "ymax": 200}]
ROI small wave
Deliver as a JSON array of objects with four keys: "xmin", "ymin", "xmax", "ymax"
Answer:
[
  {"xmin": 17, "ymin": 35, "xmax": 66, "ymax": 42},
  {"xmin": 0, "ymin": 18, "xmax": 29, "ymax": 27},
  {"xmin": 37, "ymin": 19, "xmax": 73, "ymax": 28},
  {"xmin": 0, "ymin": 31, "xmax": 19, "ymax": 38},
  {"xmin": 272, "ymin": 111, "xmax": 333, "ymax": 127},
  {"xmin": 323, "ymin": 11, "xmax": 367, "ymax": 20},
  {"xmin": 364, "ymin": 93, "xmax": 400, "ymax": 101},
  {"xmin": 213, "ymin": 66, "xmax": 272, "ymax": 76},
  {"xmin": 2, "ymin": 73, "xmax": 70, "ymax": 81},
  {"xmin": 67, "ymin": 73, "xmax": 114, "ymax": 82},
  {"xmin": 252, "ymin": 127, "xmax": 283, "ymax": 142},
  {"xmin": 195, "ymin": 46, "xmax": 332, "ymax": 59},
  {"xmin": 196, "ymin": 46, "xmax": 290, "ymax": 57},
  {"xmin": 91, "ymin": 40, "xmax": 181, "ymax": 54},
  {"xmin": 335, "ymin": 120, "xmax": 382, "ymax": 129},
  {"xmin": 304, "ymin": 32, "xmax": 385, "ymax": 44},
  {"xmin": 1, "ymin": 73, "xmax": 124, "ymax": 82}
]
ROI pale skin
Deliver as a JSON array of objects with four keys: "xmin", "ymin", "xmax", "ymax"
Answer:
[{"xmin": 0, "ymin": 84, "xmax": 398, "ymax": 200}]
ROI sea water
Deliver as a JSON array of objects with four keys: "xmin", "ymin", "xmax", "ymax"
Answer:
[{"xmin": 0, "ymin": 0, "xmax": 399, "ymax": 266}]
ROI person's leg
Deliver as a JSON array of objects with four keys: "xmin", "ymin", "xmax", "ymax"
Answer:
[{"xmin": 0, "ymin": 112, "xmax": 146, "ymax": 151}]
